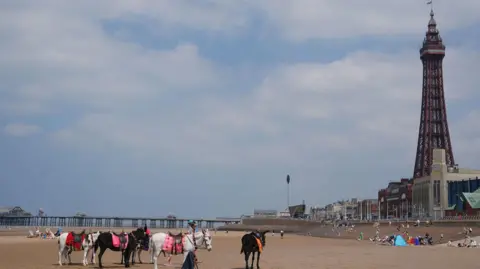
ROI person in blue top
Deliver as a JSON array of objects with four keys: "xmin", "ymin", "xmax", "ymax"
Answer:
[
  {"xmin": 54, "ymin": 227, "xmax": 62, "ymax": 237},
  {"xmin": 187, "ymin": 220, "xmax": 197, "ymax": 250},
  {"xmin": 187, "ymin": 220, "xmax": 197, "ymax": 233}
]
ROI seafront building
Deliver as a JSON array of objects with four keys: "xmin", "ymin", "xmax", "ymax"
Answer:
[{"xmin": 412, "ymin": 149, "xmax": 480, "ymax": 218}]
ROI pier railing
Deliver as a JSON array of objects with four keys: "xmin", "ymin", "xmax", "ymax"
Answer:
[{"xmin": 0, "ymin": 216, "xmax": 240, "ymax": 228}]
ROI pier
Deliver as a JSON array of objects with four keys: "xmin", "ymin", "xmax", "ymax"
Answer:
[{"xmin": 0, "ymin": 216, "xmax": 240, "ymax": 229}]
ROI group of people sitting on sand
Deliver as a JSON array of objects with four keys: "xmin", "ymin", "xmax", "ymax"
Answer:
[
  {"xmin": 369, "ymin": 232, "xmax": 435, "ymax": 246},
  {"xmin": 446, "ymin": 227, "xmax": 476, "ymax": 247},
  {"xmin": 365, "ymin": 221, "xmax": 437, "ymax": 246},
  {"xmin": 448, "ymin": 237, "xmax": 477, "ymax": 248},
  {"xmin": 26, "ymin": 226, "xmax": 61, "ymax": 239}
]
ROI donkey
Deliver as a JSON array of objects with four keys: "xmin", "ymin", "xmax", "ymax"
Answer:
[
  {"xmin": 57, "ymin": 230, "xmax": 100, "ymax": 266},
  {"xmin": 240, "ymin": 230, "xmax": 269, "ymax": 269},
  {"xmin": 150, "ymin": 229, "xmax": 213, "ymax": 269},
  {"xmin": 94, "ymin": 228, "xmax": 145, "ymax": 268},
  {"xmin": 120, "ymin": 231, "xmax": 150, "ymax": 264}
]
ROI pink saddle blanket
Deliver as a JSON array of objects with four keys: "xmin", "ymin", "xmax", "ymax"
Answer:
[
  {"xmin": 162, "ymin": 235, "xmax": 183, "ymax": 254},
  {"xmin": 111, "ymin": 233, "xmax": 129, "ymax": 249}
]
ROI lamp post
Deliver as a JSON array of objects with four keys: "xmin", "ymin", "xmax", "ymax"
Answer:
[{"xmin": 286, "ymin": 174, "xmax": 290, "ymax": 212}]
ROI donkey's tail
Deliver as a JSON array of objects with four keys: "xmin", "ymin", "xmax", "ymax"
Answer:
[{"xmin": 240, "ymin": 245, "xmax": 244, "ymax": 254}]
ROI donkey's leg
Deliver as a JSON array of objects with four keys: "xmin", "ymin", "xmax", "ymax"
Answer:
[
  {"xmin": 82, "ymin": 248, "xmax": 88, "ymax": 266},
  {"xmin": 256, "ymin": 252, "xmax": 261, "ymax": 269},
  {"xmin": 137, "ymin": 249, "xmax": 143, "ymax": 263},
  {"xmin": 130, "ymin": 248, "xmax": 135, "ymax": 265},
  {"xmin": 120, "ymin": 250, "xmax": 124, "ymax": 264},
  {"xmin": 244, "ymin": 251, "xmax": 250, "ymax": 269},
  {"xmin": 62, "ymin": 248, "xmax": 69, "ymax": 264},
  {"xmin": 152, "ymin": 247, "xmax": 162, "ymax": 269},
  {"xmin": 67, "ymin": 248, "xmax": 72, "ymax": 265},
  {"xmin": 98, "ymin": 246, "xmax": 106, "ymax": 268},
  {"xmin": 123, "ymin": 248, "xmax": 131, "ymax": 268},
  {"xmin": 58, "ymin": 246, "xmax": 64, "ymax": 266},
  {"xmin": 91, "ymin": 247, "xmax": 96, "ymax": 264},
  {"xmin": 250, "ymin": 251, "xmax": 255, "ymax": 269}
]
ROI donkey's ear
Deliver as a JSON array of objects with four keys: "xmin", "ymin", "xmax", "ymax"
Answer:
[{"xmin": 262, "ymin": 230, "xmax": 270, "ymax": 234}]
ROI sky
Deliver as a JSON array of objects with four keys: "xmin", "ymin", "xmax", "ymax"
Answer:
[{"xmin": 0, "ymin": 0, "xmax": 479, "ymax": 218}]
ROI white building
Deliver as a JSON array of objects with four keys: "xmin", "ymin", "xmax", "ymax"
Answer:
[
  {"xmin": 309, "ymin": 206, "xmax": 326, "ymax": 220},
  {"xmin": 412, "ymin": 149, "xmax": 480, "ymax": 218},
  {"xmin": 325, "ymin": 203, "xmax": 342, "ymax": 220},
  {"xmin": 253, "ymin": 209, "xmax": 277, "ymax": 218}
]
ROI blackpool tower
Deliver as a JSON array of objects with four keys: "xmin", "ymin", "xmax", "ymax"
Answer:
[{"xmin": 412, "ymin": 8, "xmax": 455, "ymax": 179}]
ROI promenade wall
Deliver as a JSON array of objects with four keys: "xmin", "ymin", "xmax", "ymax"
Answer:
[{"xmin": 218, "ymin": 218, "xmax": 480, "ymax": 233}]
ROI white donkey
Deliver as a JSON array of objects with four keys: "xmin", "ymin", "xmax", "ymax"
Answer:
[
  {"xmin": 57, "ymin": 231, "xmax": 101, "ymax": 266},
  {"xmin": 150, "ymin": 229, "xmax": 212, "ymax": 269}
]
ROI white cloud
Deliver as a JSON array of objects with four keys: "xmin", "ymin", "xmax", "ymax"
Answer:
[
  {"xmin": 2, "ymin": 1, "xmax": 479, "ymax": 44},
  {"xmin": 248, "ymin": 0, "xmax": 480, "ymax": 41},
  {"xmin": 48, "ymin": 47, "xmax": 480, "ymax": 169},
  {"xmin": 0, "ymin": 2, "xmax": 224, "ymax": 115},
  {"xmin": 3, "ymin": 123, "xmax": 42, "ymax": 137},
  {"xmin": 1, "ymin": 1, "xmax": 479, "ymax": 206}
]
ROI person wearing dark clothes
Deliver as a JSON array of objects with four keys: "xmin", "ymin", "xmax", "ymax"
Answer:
[
  {"xmin": 181, "ymin": 251, "xmax": 196, "ymax": 269},
  {"xmin": 142, "ymin": 224, "xmax": 151, "ymax": 250},
  {"xmin": 389, "ymin": 235, "xmax": 395, "ymax": 245}
]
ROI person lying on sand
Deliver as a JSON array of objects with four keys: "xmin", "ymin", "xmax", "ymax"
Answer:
[
  {"xmin": 34, "ymin": 227, "xmax": 41, "ymax": 237},
  {"xmin": 27, "ymin": 230, "xmax": 36, "ymax": 238}
]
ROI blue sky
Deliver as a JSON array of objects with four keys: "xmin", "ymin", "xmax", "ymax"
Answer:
[{"xmin": 1, "ymin": 0, "xmax": 479, "ymax": 218}]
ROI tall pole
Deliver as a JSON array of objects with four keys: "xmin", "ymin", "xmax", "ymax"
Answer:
[{"xmin": 286, "ymin": 175, "xmax": 290, "ymax": 213}]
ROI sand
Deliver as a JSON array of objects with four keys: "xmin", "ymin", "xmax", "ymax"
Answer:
[{"xmin": 0, "ymin": 227, "xmax": 479, "ymax": 269}]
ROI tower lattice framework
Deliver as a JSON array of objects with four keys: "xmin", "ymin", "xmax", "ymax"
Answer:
[{"xmin": 413, "ymin": 9, "xmax": 455, "ymax": 179}]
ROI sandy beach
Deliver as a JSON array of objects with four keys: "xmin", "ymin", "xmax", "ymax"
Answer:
[{"xmin": 0, "ymin": 226, "xmax": 478, "ymax": 269}]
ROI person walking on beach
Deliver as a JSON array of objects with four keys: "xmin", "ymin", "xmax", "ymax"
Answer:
[
  {"xmin": 142, "ymin": 224, "xmax": 151, "ymax": 251},
  {"xmin": 186, "ymin": 220, "xmax": 199, "ymax": 263}
]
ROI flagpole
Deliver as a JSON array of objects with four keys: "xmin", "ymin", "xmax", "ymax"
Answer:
[
  {"xmin": 426, "ymin": 0, "xmax": 434, "ymax": 13},
  {"xmin": 286, "ymin": 175, "xmax": 290, "ymax": 214}
]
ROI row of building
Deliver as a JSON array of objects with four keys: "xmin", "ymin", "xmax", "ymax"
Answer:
[
  {"xmin": 310, "ymin": 199, "xmax": 378, "ymax": 221},
  {"xmin": 309, "ymin": 150, "xmax": 480, "ymax": 221}
]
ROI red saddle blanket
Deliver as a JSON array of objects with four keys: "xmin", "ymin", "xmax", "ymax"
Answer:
[
  {"xmin": 112, "ymin": 233, "xmax": 129, "ymax": 250},
  {"xmin": 66, "ymin": 233, "xmax": 84, "ymax": 251},
  {"xmin": 163, "ymin": 235, "xmax": 184, "ymax": 254}
]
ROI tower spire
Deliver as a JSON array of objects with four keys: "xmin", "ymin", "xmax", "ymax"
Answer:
[
  {"xmin": 427, "ymin": 0, "xmax": 434, "ymax": 14},
  {"xmin": 426, "ymin": 1, "xmax": 437, "ymax": 29}
]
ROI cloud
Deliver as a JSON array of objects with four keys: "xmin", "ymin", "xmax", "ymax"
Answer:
[
  {"xmin": 3, "ymin": 123, "xmax": 42, "ymax": 137},
  {"xmin": 3, "ymin": 1, "xmax": 479, "ymax": 45},
  {"xmin": 49, "ymin": 47, "xmax": 480, "ymax": 168},
  {"xmin": 248, "ymin": 0, "xmax": 480, "ymax": 41},
  {"xmin": 0, "ymin": 1, "xmax": 479, "ymax": 215}
]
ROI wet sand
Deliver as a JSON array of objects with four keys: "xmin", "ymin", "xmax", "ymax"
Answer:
[{"xmin": 0, "ymin": 227, "xmax": 479, "ymax": 269}]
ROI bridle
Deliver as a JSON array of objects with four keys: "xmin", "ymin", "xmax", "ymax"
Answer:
[{"xmin": 201, "ymin": 229, "xmax": 212, "ymax": 248}]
